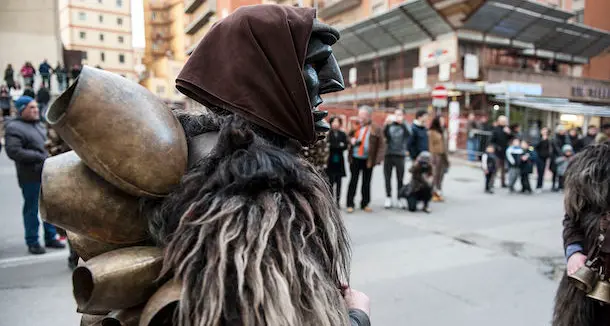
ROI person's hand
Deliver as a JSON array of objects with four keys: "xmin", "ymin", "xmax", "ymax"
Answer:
[
  {"xmin": 342, "ymin": 286, "xmax": 370, "ymax": 316},
  {"xmin": 366, "ymin": 161, "xmax": 373, "ymax": 169},
  {"xmin": 339, "ymin": 142, "xmax": 345, "ymax": 147},
  {"xmin": 350, "ymin": 138, "xmax": 357, "ymax": 145},
  {"xmin": 484, "ymin": 169, "xmax": 488, "ymax": 175},
  {"xmin": 567, "ymin": 252, "xmax": 587, "ymax": 276},
  {"xmin": 504, "ymin": 126, "xmax": 511, "ymax": 134}
]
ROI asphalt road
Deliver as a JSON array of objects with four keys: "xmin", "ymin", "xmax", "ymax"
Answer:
[{"xmin": 0, "ymin": 150, "xmax": 565, "ymax": 325}]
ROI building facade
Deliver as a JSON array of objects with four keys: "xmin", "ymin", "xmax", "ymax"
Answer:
[
  {"xmin": 59, "ymin": 0, "xmax": 137, "ymax": 80},
  {"xmin": 0, "ymin": 0, "xmax": 63, "ymax": 91},
  {"xmin": 141, "ymin": 0, "xmax": 187, "ymax": 102}
]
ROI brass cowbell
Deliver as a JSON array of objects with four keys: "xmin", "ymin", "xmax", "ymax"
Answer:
[
  {"xmin": 569, "ymin": 265, "xmax": 599, "ymax": 293},
  {"xmin": 587, "ymin": 279, "xmax": 610, "ymax": 304}
]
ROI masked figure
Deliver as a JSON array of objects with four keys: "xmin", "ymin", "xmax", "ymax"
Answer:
[
  {"xmin": 553, "ymin": 143, "xmax": 610, "ymax": 326},
  {"xmin": 41, "ymin": 5, "xmax": 370, "ymax": 326}
]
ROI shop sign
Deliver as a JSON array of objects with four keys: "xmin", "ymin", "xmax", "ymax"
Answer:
[
  {"xmin": 571, "ymin": 86, "xmax": 610, "ymax": 100},
  {"xmin": 419, "ymin": 36, "xmax": 458, "ymax": 68}
]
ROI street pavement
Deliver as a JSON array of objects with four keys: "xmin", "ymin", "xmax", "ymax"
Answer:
[{"xmin": 0, "ymin": 150, "xmax": 565, "ymax": 325}]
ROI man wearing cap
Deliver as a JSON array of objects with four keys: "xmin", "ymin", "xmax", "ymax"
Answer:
[{"xmin": 4, "ymin": 96, "xmax": 65, "ymax": 254}]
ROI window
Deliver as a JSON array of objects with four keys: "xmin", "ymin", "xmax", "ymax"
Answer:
[
  {"xmin": 117, "ymin": 17, "xmax": 123, "ymax": 25},
  {"xmin": 79, "ymin": 31, "xmax": 86, "ymax": 39},
  {"xmin": 82, "ymin": 52, "xmax": 88, "ymax": 60},
  {"xmin": 152, "ymin": 12, "xmax": 157, "ymax": 20},
  {"xmin": 118, "ymin": 36, "xmax": 124, "ymax": 43},
  {"xmin": 99, "ymin": 15, "xmax": 103, "ymax": 23},
  {"xmin": 116, "ymin": 0, "xmax": 122, "ymax": 7},
  {"xmin": 575, "ymin": 10, "xmax": 584, "ymax": 23},
  {"xmin": 119, "ymin": 54, "xmax": 125, "ymax": 64},
  {"xmin": 99, "ymin": 33, "xmax": 104, "ymax": 41},
  {"xmin": 79, "ymin": 12, "xmax": 87, "ymax": 20},
  {"xmin": 101, "ymin": 52, "xmax": 105, "ymax": 62}
]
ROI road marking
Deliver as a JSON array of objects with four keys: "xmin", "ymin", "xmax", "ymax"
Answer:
[{"xmin": 0, "ymin": 250, "xmax": 67, "ymax": 269}]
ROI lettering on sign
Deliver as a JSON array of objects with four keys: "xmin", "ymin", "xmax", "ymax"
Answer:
[{"xmin": 571, "ymin": 86, "xmax": 610, "ymax": 100}]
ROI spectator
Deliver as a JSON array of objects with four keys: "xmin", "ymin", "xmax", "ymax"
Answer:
[
  {"xmin": 551, "ymin": 125, "xmax": 568, "ymax": 192},
  {"xmin": 506, "ymin": 138, "xmax": 524, "ymax": 193},
  {"xmin": 481, "ymin": 144, "xmax": 497, "ymax": 194},
  {"xmin": 534, "ymin": 127, "xmax": 552, "ymax": 192},
  {"xmin": 10, "ymin": 83, "xmax": 23, "ymax": 101},
  {"xmin": 383, "ymin": 109, "xmax": 410, "ymax": 209},
  {"xmin": 20, "ymin": 62, "xmax": 35, "ymax": 88},
  {"xmin": 0, "ymin": 85, "xmax": 11, "ymax": 118},
  {"xmin": 398, "ymin": 151, "xmax": 433, "ymax": 213},
  {"xmin": 39, "ymin": 59, "xmax": 52, "ymax": 89},
  {"xmin": 325, "ymin": 116, "xmax": 348, "ymax": 208},
  {"xmin": 54, "ymin": 62, "xmax": 68, "ymax": 92},
  {"xmin": 36, "ymin": 87, "xmax": 51, "ymax": 122},
  {"xmin": 510, "ymin": 123, "xmax": 522, "ymax": 140},
  {"xmin": 595, "ymin": 123, "xmax": 610, "ymax": 144},
  {"xmin": 568, "ymin": 128, "xmax": 581, "ymax": 152},
  {"xmin": 490, "ymin": 115, "xmax": 512, "ymax": 187},
  {"xmin": 23, "ymin": 86, "xmax": 36, "ymax": 99},
  {"xmin": 408, "ymin": 109, "xmax": 429, "ymax": 160},
  {"xmin": 70, "ymin": 64, "xmax": 82, "ymax": 83},
  {"xmin": 428, "ymin": 115, "xmax": 449, "ymax": 202},
  {"xmin": 4, "ymin": 64, "xmax": 15, "ymax": 90},
  {"xmin": 555, "ymin": 144, "xmax": 574, "ymax": 191},
  {"xmin": 578, "ymin": 125, "xmax": 597, "ymax": 150},
  {"xmin": 346, "ymin": 106, "xmax": 383, "ymax": 214},
  {"xmin": 466, "ymin": 113, "xmax": 479, "ymax": 161},
  {"xmin": 4, "ymin": 96, "xmax": 65, "ymax": 254},
  {"xmin": 519, "ymin": 140, "xmax": 534, "ymax": 194}
]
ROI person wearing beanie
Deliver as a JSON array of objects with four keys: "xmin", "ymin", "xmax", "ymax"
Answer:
[
  {"xmin": 4, "ymin": 95, "xmax": 65, "ymax": 254},
  {"xmin": 555, "ymin": 144, "xmax": 574, "ymax": 191}
]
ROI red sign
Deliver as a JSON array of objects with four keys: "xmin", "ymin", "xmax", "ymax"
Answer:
[{"xmin": 432, "ymin": 85, "xmax": 448, "ymax": 99}]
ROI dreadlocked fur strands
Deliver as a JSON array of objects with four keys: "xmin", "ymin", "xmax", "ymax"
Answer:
[
  {"xmin": 564, "ymin": 142, "xmax": 610, "ymax": 221},
  {"xmin": 552, "ymin": 143, "xmax": 610, "ymax": 326},
  {"xmin": 145, "ymin": 112, "xmax": 352, "ymax": 326}
]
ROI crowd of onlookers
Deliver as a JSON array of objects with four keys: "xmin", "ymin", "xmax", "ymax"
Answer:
[
  {"xmin": 322, "ymin": 106, "xmax": 449, "ymax": 214},
  {"xmin": 479, "ymin": 115, "xmax": 610, "ymax": 195}
]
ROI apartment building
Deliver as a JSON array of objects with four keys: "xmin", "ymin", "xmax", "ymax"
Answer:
[
  {"xmin": 141, "ymin": 0, "xmax": 187, "ymax": 102},
  {"xmin": 59, "ymin": 0, "xmax": 137, "ymax": 80}
]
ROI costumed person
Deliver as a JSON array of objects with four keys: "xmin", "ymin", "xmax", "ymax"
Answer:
[
  {"xmin": 552, "ymin": 142, "xmax": 610, "ymax": 326},
  {"xmin": 326, "ymin": 116, "xmax": 348, "ymax": 207},
  {"xmin": 40, "ymin": 5, "xmax": 370, "ymax": 326},
  {"xmin": 398, "ymin": 151, "xmax": 433, "ymax": 213}
]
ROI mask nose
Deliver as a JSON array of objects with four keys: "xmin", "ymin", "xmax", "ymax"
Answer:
[{"xmin": 318, "ymin": 54, "xmax": 345, "ymax": 95}]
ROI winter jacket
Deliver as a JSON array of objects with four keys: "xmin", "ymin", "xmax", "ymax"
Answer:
[
  {"xmin": 326, "ymin": 129, "xmax": 347, "ymax": 178},
  {"xmin": 481, "ymin": 152, "xmax": 497, "ymax": 173},
  {"xmin": 505, "ymin": 145, "xmax": 524, "ymax": 168},
  {"xmin": 349, "ymin": 309, "xmax": 370, "ymax": 326},
  {"xmin": 39, "ymin": 62, "xmax": 52, "ymax": 75},
  {"xmin": 384, "ymin": 122, "xmax": 409, "ymax": 157},
  {"xmin": 36, "ymin": 88, "xmax": 51, "ymax": 105},
  {"xmin": 490, "ymin": 126, "xmax": 512, "ymax": 159},
  {"xmin": 579, "ymin": 135, "xmax": 596, "ymax": 150},
  {"xmin": 555, "ymin": 155, "xmax": 572, "ymax": 176},
  {"xmin": 348, "ymin": 123, "xmax": 384, "ymax": 167},
  {"xmin": 428, "ymin": 129, "xmax": 445, "ymax": 154},
  {"xmin": 4, "ymin": 118, "xmax": 48, "ymax": 184},
  {"xmin": 534, "ymin": 138, "xmax": 552, "ymax": 159},
  {"xmin": 408, "ymin": 122, "xmax": 429, "ymax": 160},
  {"xmin": 520, "ymin": 147, "xmax": 535, "ymax": 174}
]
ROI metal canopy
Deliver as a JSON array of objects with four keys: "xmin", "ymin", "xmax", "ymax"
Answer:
[
  {"xmin": 463, "ymin": 0, "xmax": 610, "ymax": 59},
  {"xmin": 494, "ymin": 96, "xmax": 610, "ymax": 117},
  {"xmin": 332, "ymin": 0, "xmax": 453, "ymax": 63}
]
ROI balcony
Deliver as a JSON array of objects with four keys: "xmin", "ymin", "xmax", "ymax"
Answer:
[
  {"xmin": 185, "ymin": 0, "xmax": 216, "ymax": 35},
  {"xmin": 184, "ymin": 0, "xmax": 204, "ymax": 13},
  {"xmin": 151, "ymin": 13, "xmax": 174, "ymax": 25},
  {"xmin": 317, "ymin": 0, "xmax": 361, "ymax": 19}
]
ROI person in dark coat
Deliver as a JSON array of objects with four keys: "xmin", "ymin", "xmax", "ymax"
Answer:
[
  {"xmin": 398, "ymin": 151, "xmax": 433, "ymax": 213},
  {"xmin": 4, "ymin": 96, "xmax": 65, "ymax": 254},
  {"xmin": 490, "ymin": 115, "xmax": 512, "ymax": 187},
  {"xmin": 383, "ymin": 109, "xmax": 410, "ymax": 209},
  {"xmin": 578, "ymin": 125, "xmax": 598, "ymax": 151},
  {"xmin": 568, "ymin": 128, "xmax": 582, "ymax": 153},
  {"xmin": 407, "ymin": 109, "xmax": 429, "ymax": 160},
  {"xmin": 325, "ymin": 116, "xmax": 347, "ymax": 207},
  {"xmin": 481, "ymin": 144, "xmax": 497, "ymax": 194},
  {"xmin": 551, "ymin": 125, "xmax": 569, "ymax": 191},
  {"xmin": 36, "ymin": 87, "xmax": 51, "ymax": 122},
  {"xmin": 534, "ymin": 127, "xmax": 552, "ymax": 191},
  {"xmin": 4, "ymin": 64, "xmax": 15, "ymax": 90}
]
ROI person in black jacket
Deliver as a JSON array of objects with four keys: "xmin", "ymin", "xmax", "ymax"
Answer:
[
  {"xmin": 551, "ymin": 125, "xmax": 568, "ymax": 192},
  {"xmin": 534, "ymin": 127, "xmax": 552, "ymax": 191},
  {"xmin": 325, "ymin": 116, "xmax": 348, "ymax": 207},
  {"xmin": 407, "ymin": 109, "xmax": 429, "ymax": 160},
  {"xmin": 577, "ymin": 125, "xmax": 598, "ymax": 151},
  {"xmin": 490, "ymin": 115, "xmax": 512, "ymax": 187},
  {"xmin": 383, "ymin": 109, "xmax": 410, "ymax": 209},
  {"xmin": 36, "ymin": 87, "xmax": 50, "ymax": 122},
  {"xmin": 4, "ymin": 96, "xmax": 65, "ymax": 255}
]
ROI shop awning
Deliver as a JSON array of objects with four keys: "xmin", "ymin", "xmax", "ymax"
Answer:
[
  {"xmin": 463, "ymin": 0, "xmax": 610, "ymax": 59},
  {"xmin": 494, "ymin": 96, "xmax": 610, "ymax": 117},
  {"xmin": 332, "ymin": 0, "xmax": 453, "ymax": 64}
]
